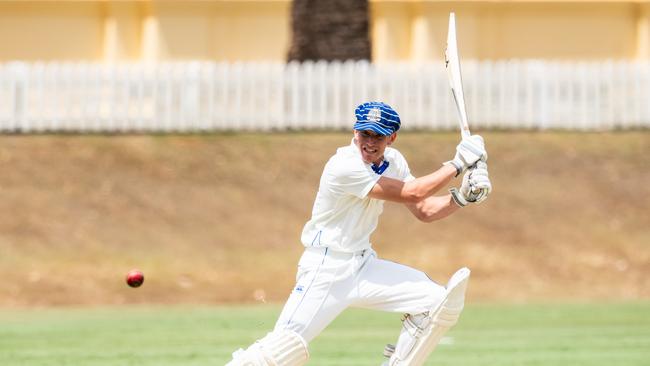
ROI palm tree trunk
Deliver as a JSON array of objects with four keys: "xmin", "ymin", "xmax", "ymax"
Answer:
[{"xmin": 288, "ymin": 0, "xmax": 371, "ymax": 62}]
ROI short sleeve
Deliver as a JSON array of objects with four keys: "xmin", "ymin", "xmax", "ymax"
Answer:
[
  {"xmin": 325, "ymin": 158, "xmax": 380, "ymax": 199},
  {"xmin": 390, "ymin": 148, "xmax": 415, "ymax": 182}
]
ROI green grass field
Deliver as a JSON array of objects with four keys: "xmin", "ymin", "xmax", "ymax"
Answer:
[{"xmin": 1, "ymin": 302, "xmax": 648, "ymax": 366}]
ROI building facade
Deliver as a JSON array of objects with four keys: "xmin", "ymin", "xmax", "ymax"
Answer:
[{"xmin": 1, "ymin": 0, "xmax": 649, "ymax": 62}]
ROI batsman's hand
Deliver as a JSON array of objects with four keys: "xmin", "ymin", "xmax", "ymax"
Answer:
[
  {"xmin": 450, "ymin": 161, "xmax": 492, "ymax": 207},
  {"xmin": 444, "ymin": 135, "xmax": 487, "ymax": 177}
]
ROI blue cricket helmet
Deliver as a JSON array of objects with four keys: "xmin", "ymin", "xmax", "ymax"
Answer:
[{"xmin": 353, "ymin": 101, "xmax": 401, "ymax": 136}]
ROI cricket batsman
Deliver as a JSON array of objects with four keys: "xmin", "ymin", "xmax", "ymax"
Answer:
[{"xmin": 227, "ymin": 101, "xmax": 491, "ymax": 365}]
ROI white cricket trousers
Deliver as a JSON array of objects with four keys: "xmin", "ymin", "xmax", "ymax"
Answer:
[{"xmin": 274, "ymin": 246, "xmax": 447, "ymax": 342}]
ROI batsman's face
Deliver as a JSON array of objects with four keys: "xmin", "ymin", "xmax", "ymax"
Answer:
[{"xmin": 354, "ymin": 130, "xmax": 397, "ymax": 165}]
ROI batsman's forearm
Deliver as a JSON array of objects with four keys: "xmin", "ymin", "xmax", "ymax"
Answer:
[
  {"xmin": 415, "ymin": 194, "xmax": 460, "ymax": 223},
  {"xmin": 403, "ymin": 164, "xmax": 457, "ymax": 202}
]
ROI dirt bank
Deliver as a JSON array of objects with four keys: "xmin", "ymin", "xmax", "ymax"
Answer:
[{"xmin": 0, "ymin": 132, "xmax": 648, "ymax": 306}]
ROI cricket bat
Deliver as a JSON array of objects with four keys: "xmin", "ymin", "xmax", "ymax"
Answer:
[{"xmin": 445, "ymin": 12, "xmax": 471, "ymax": 139}]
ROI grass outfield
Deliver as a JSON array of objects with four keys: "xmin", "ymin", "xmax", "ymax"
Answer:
[{"xmin": 1, "ymin": 303, "xmax": 648, "ymax": 366}]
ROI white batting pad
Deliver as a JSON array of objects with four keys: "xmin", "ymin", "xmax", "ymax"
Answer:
[
  {"xmin": 226, "ymin": 329, "xmax": 309, "ymax": 366},
  {"xmin": 386, "ymin": 267, "xmax": 471, "ymax": 366}
]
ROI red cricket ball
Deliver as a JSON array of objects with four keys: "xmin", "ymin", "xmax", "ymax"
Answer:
[{"xmin": 126, "ymin": 269, "xmax": 144, "ymax": 288}]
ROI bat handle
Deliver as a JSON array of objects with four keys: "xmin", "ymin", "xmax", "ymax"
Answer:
[{"xmin": 460, "ymin": 127, "xmax": 471, "ymax": 140}]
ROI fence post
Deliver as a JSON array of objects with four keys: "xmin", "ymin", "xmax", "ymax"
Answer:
[{"xmin": 10, "ymin": 63, "xmax": 28, "ymax": 132}]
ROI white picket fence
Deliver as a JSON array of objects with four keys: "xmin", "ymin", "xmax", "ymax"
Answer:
[{"xmin": 1, "ymin": 60, "xmax": 649, "ymax": 133}]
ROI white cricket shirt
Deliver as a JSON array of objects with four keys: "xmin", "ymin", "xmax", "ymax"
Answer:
[{"xmin": 301, "ymin": 140, "xmax": 415, "ymax": 253}]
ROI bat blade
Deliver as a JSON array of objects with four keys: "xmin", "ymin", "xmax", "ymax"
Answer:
[{"xmin": 445, "ymin": 12, "xmax": 471, "ymax": 139}]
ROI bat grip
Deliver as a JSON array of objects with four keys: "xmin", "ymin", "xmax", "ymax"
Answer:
[{"xmin": 460, "ymin": 127, "xmax": 471, "ymax": 139}]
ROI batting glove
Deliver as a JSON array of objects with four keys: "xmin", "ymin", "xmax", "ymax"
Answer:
[
  {"xmin": 444, "ymin": 135, "xmax": 487, "ymax": 177},
  {"xmin": 450, "ymin": 161, "xmax": 492, "ymax": 207}
]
